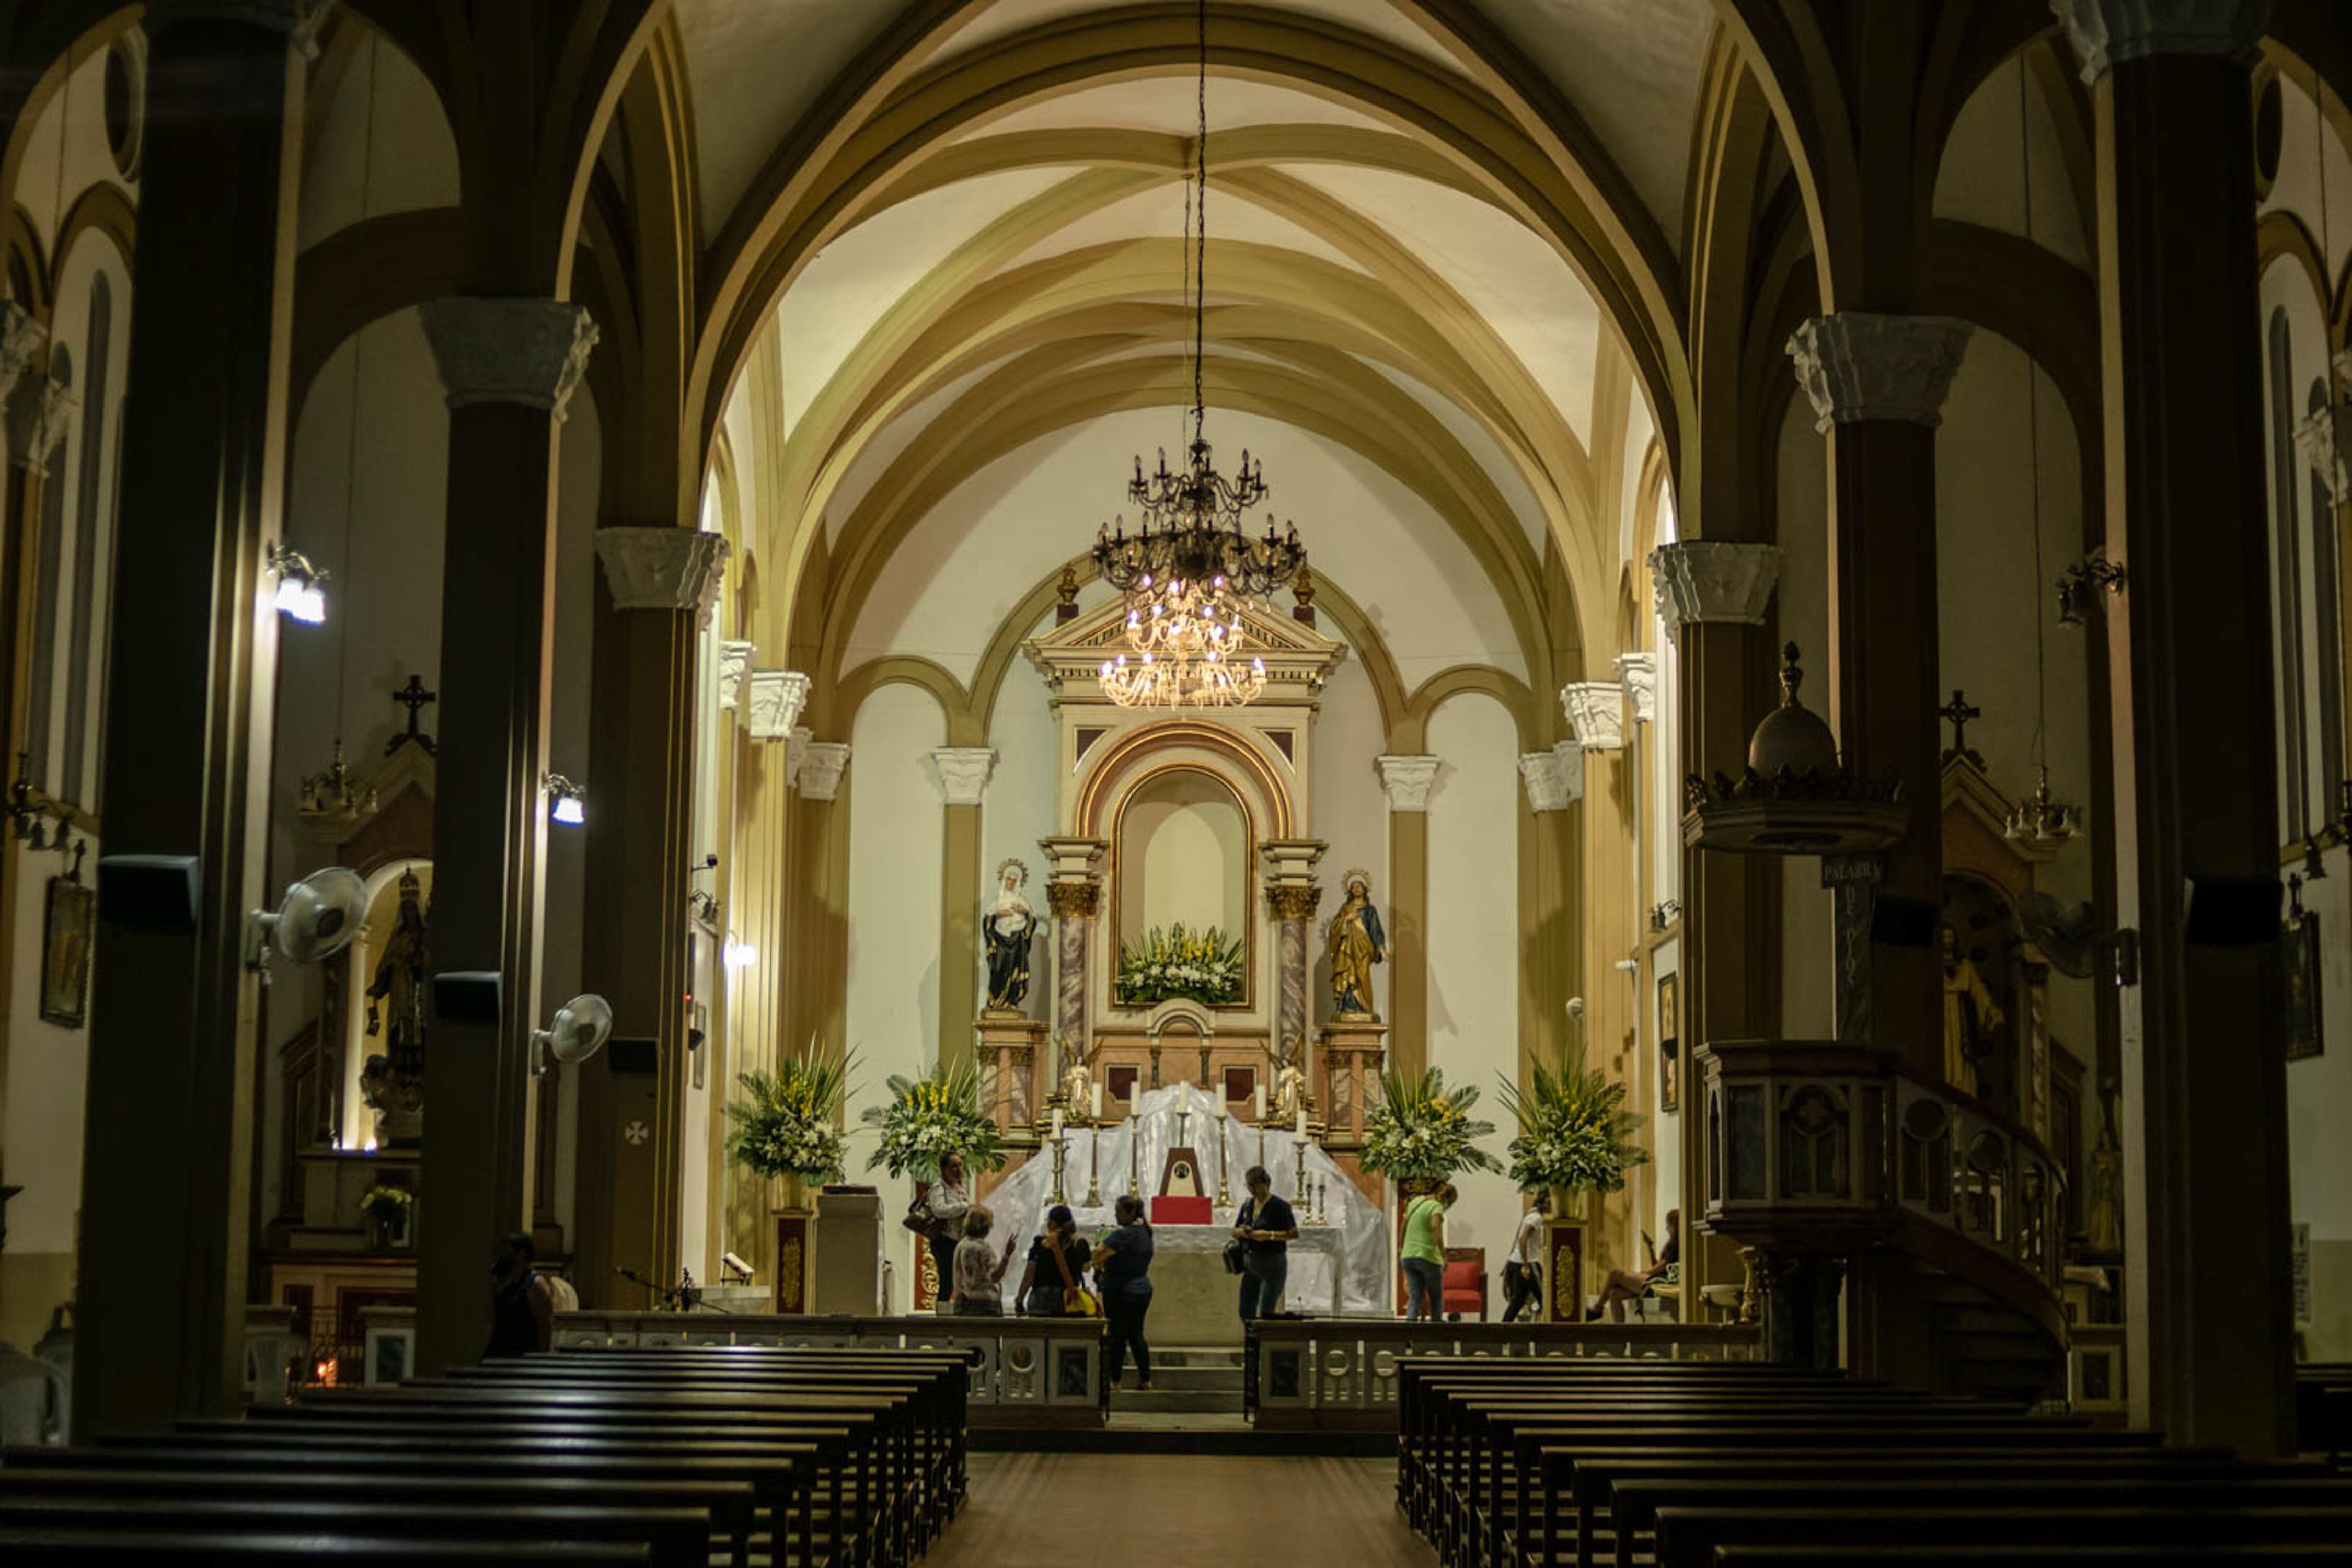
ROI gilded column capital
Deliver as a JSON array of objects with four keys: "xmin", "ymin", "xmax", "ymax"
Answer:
[
  {"xmin": 1266, "ymin": 883, "xmax": 1324, "ymax": 921},
  {"xmin": 1786, "ymin": 313, "xmax": 1972, "ymax": 433},
  {"xmin": 1047, "ymin": 880, "xmax": 1102, "ymax": 919},
  {"xmin": 717, "ymin": 640, "xmax": 756, "ymax": 710},
  {"xmin": 930, "ymin": 747, "xmax": 997, "ymax": 807},
  {"xmin": 1648, "ymin": 541, "xmax": 1781, "ymax": 632},
  {"xmin": 2051, "ymin": 0, "xmax": 2268, "ymax": 82},
  {"xmin": 1375, "ymin": 753, "xmax": 1441, "ymax": 812},
  {"xmin": 746, "ymin": 670, "xmax": 811, "ymax": 741},
  {"xmin": 1615, "ymin": 653, "xmax": 1658, "ymax": 723},
  {"xmin": 592, "ymin": 526, "xmax": 728, "ymax": 628},
  {"xmin": 1561, "ymin": 680, "xmax": 1627, "ymax": 751},
  {"xmin": 419, "ymin": 296, "xmax": 598, "ymax": 422},
  {"xmin": 1517, "ymin": 741, "xmax": 1585, "ymax": 813},
  {"xmin": 793, "ymin": 739, "xmax": 850, "ymax": 800}
]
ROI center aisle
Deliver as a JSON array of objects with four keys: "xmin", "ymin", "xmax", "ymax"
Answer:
[{"xmin": 928, "ymin": 1452, "xmax": 1435, "ymax": 1565}]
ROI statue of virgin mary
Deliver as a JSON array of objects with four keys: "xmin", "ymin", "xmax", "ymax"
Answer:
[{"xmin": 984, "ymin": 858, "xmax": 1039, "ymax": 1013}]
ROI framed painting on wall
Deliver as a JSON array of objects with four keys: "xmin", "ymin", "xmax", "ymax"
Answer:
[
  {"xmin": 40, "ymin": 875, "xmax": 95, "ymax": 1027},
  {"xmin": 1657, "ymin": 970, "xmax": 1679, "ymax": 1113},
  {"xmin": 2286, "ymin": 910, "xmax": 2323, "ymax": 1062}
]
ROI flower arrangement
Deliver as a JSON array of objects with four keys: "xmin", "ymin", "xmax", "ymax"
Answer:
[
  {"xmin": 1498, "ymin": 1040, "xmax": 1649, "ymax": 1196},
  {"xmin": 358, "ymin": 1183, "xmax": 412, "ymax": 1225},
  {"xmin": 1360, "ymin": 1066, "xmax": 1502, "ymax": 1182},
  {"xmin": 725, "ymin": 1044, "xmax": 857, "ymax": 1182},
  {"xmin": 1113, "ymin": 922, "xmax": 1245, "ymax": 1006},
  {"xmin": 861, "ymin": 1058, "xmax": 1006, "ymax": 1180}
]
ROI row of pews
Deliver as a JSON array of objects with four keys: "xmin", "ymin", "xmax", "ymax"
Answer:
[
  {"xmin": 1399, "ymin": 1355, "xmax": 2352, "ymax": 1567},
  {"xmin": 0, "ymin": 1344, "xmax": 970, "ymax": 1566},
  {"xmin": 2301, "ymin": 1363, "xmax": 2352, "ymax": 1464}
]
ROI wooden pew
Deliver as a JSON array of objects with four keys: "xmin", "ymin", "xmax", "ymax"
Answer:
[{"xmin": 1650, "ymin": 1503, "xmax": 2352, "ymax": 1567}]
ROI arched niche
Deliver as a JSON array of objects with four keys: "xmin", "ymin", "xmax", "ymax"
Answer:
[{"xmin": 1113, "ymin": 764, "xmax": 1253, "ymax": 956}]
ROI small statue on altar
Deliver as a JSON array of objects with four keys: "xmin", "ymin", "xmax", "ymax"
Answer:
[
  {"xmin": 362, "ymin": 869, "xmax": 430, "ymax": 1141},
  {"xmin": 1058, "ymin": 1033, "xmax": 1102, "ymax": 1122},
  {"xmin": 1940, "ymin": 925, "xmax": 2003, "ymax": 1099},
  {"xmin": 1325, "ymin": 868, "xmax": 1386, "ymax": 1019},
  {"xmin": 1270, "ymin": 1035, "xmax": 1309, "ymax": 1123},
  {"xmin": 984, "ymin": 858, "xmax": 1039, "ymax": 1012},
  {"xmin": 2085, "ymin": 1121, "xmax": 2123, "ymax": 1254}
]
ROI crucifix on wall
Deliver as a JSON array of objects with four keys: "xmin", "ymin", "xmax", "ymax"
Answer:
[
  {"xmin": 1938, "ymin": 688, "xmax": 1984, "ymax": 768},
  {"xmin": 387, "ymin": 675, "xmax": 438, "ymax": 756}
]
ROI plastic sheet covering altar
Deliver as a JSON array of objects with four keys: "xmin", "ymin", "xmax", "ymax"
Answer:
[{"xmin": 972, "ymin": 1083, "xmax": 1390, "ymax": 1315}]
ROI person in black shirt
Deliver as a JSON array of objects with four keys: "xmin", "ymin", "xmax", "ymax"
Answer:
[
  {"xmin": 1092, "ymin": 1194, "xmax": 1156, "ymax": 1389},
  {"xmin": 1233, "ymin": 1165, "xmax": 1299, "ymax": 1322},
  {"xmin": 485, "ymin": 1231, "xmax": 554, "ymax": 1357},
  {"xmin": 1016, "ymin": 1204, "xmax": 1093, "ymax": 1317}
]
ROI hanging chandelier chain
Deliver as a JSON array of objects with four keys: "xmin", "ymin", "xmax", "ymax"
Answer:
[{"xmin": 1193, "ymin": 0, "xmax": 1208, "ymax": 449}]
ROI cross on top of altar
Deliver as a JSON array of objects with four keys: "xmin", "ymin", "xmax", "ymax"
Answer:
[
  {"xmin": 388, "ymin": 674, "xmax": 439, "ymax": 756},
  {"xmin": 1938, "ymin": 687, "xmax": 1982, "ymax": 768}
]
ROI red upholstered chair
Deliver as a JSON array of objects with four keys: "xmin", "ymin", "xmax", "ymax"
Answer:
[{"xmin": 1441, "ymin": 1246, "xmax": 1488, "ymax": 1321}]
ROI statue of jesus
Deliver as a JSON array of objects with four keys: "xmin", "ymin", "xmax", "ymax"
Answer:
[{"xmin": 1940, "ymin": 925, "xmax": 2003, "ymax": 1099}]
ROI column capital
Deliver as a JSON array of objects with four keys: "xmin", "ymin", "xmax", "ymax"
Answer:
[
  {"xmin": 1047, "ymin": 880, "xmax": 1103, "ymax": 919},
  {"xmin": 1517, "ymin": 741, "xmax": 1585, "ymax": 813},
  {"xmin": 1787, "ymin": 313, "xmax": 1973, "ymax": 433},
  {"xmin": 1561, "ymin": 679, "xmax": 1628, "ymax": 751},
  {"xmin": 592, "ymin": 526, "xmax": 728, "ymax": 627},
  {"xmin": 2295, "ymin": 397, "xmax": 2352, "ymax": 501},
  {"xmin": 793, "ymin": 739, "xmax": 851, "ymax": 800},
  {"xmin": 717, "ymin": 640, "xmax": 756, "ymax": 710},
  {"xmin": 1266, "ymin": 883, "xmax": 1324, "ymax": 921},
  {"xmin": 6, "ymin": 372, "xmax": 75, "ymax": 476},
  {"xmin": 1039, "ymin": 835, "xmax": 1108, "ymax": 883},
  {"xmin": 745, "ymin": 670, "xmax": 811, "ymax": 741},
  {"xmin": 1649, "ymin": 541, "xmax": 1782, "ymax": 632},
  {"xmin": 930, "ymin": 746, "xmax": 997, "ymax": 806},
  {"xmin": 2051, "ymin": 0, "xmax": 2269, "ymax": 82},
  {"xmin": 1615, "ymin": 653, "xmax": 1659, "ymax": 723},
  {"xmin": 0, "ymin": 300, "xmax": 44, "ymax": 395},
  {"xmin": 1375, "ymin": 753, "xmax": 1442, "ymax": 813},
  {"xmin": 419, "ymin": 296, "xmax": 597, "ymax": 421}
]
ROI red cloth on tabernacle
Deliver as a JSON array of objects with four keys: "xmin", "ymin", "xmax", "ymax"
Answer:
[{"xmin": 1150, "ymin": 1195, "xmax": 1215, "ymax": 1225}]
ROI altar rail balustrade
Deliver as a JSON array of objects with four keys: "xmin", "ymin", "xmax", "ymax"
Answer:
[
  {"xmin": 1246, "ymin": 1320, "xmax": 1763, "ymax": 1430},
  {"xmin": 1698, "ymin": 1039, "xmax": 2069, "ymax": 1323}
]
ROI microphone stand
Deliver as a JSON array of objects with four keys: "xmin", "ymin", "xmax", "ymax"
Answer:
[{"xmin": 615, "ymin": 1266, "xmax": 736, "ymax": 1313}]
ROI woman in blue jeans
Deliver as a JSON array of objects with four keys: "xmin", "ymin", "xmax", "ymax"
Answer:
[
  {"xmin": 1092, "ymin": 1194, "xmax": 1155, "ymax": 1389},
  {"xmin": 1233, "ymin": 1165, "xmax": 1299, "ymax": 1321}
]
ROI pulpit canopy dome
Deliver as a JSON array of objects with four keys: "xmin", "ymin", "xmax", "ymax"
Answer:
[{"xmin": 1748, "ymin": 643, "xmax": 1840, "ymax": 778}]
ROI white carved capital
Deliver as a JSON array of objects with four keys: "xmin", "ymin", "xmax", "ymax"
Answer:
[
  {"xmin": 794, "ymin": 740, "xmax": 851, "ymax": 801},
  {"xmin": 2051, "ymin": 0, "xmax": 2268, "ymax": 82},
  {"xmin": 1561, "ymin": 681, "xmax": 1628, "ymax": 751},
  {"xmin": 1615, "ymin": 653, "xmax": 1659, "ymax": 723},
  {"xmin": 593, "ymin": 527, "xmax": 728, "ymax": 627},
  {"xmin": 0, "ymin": 302, "xmax": 44, "ymax": 398},
  {"xmin": 931, "ymin": 747, "xmax": 997, "ymax": 807},
  {"xmin": 6, "ymin": 373, "xmax": 75, "ymax": 476},
  {"xmin": 1650, "ymin": 541, "xmax": 1782, "ymax": 633},
  {"xmin": 1376, "ymin": 754, "xmax": 1442, "ymax": 813},
  {"xmin": 746, "ymin": 670, "xmax": 812, "ymax": 742},
  {"xmin": 2295, "ymin": 401, "xmax": 2352, "ymax": 501},
  {"xmin": 1788, "ymin": 313, "xmax": 1973, "ymax": 433},
  {"xmin": 717, "ymin": 640, "xmax": 756, "ymax": 710},
  {"xmin": 1517, "ymin": 742, "xmax": 1585, "ymax": 813},
  {"xmin": 419, "ymin": 297, "xmax": 598, "ymax": 421}
]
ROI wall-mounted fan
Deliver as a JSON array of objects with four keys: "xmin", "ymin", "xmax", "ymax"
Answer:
[
  {"xmin": 532, "ymin": 993, "xmax": 613, "ymax": 1076},
  {"xmin": 245, "ymin": 866, "xmax": 367, "ymax": 979},
  {"xmin": 2018, "ymin": 890, "xmax": 2098, "ymax": 980}
]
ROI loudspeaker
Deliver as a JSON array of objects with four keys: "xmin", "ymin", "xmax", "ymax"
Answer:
[
  {"xmin": 607, "ymin": 1036, "xmax": 659, "ymax": 1075},
  {"xmin": 2184, "ymin": 874, "xmax": 2282, "ymax": 947},
  {"xmin": 96, "ymin": 854, "xmax": 202, "ymax": 931},
  {"xmin": 431, "ymin": 970, "xmax": 503, "ymax": 1025},
  {"xmin": 1870, "ymin": 895, "xmax": 1940, "ymax": 948}
]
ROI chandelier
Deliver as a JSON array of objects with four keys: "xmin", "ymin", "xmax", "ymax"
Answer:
[{"xmin": 1089, "ymin": 0, "xmax": 1304, "ymax": 710}]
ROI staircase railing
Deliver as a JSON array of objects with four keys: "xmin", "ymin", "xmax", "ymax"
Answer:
[{"xmin": 1693, "ymin": 1038, "xmax": 2069, "ymax": 1344}]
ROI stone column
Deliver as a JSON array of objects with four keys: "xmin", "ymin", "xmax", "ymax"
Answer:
[
  {"xmin": 1039, "ymin": 836, "xmax": 1106, "ymax": 1088},
  {"xmin": 932, "ymin": 746, "xmax": 996, "ymax": 1061},
  {"xmin": 76, "ymin": 0, "xmax": 303, "ymax": 1433},
  {"xmin": 1261, "ymin": 838, "xmax": 1325, "ymax": 1065},
  {"xmin": 722, "ymin": 667, "xmax": 796, "ymax": 1277},
  {"xmin": 0, "ymin": 308, "xmax": 59, "ymax": 1155},
  {"xmin": 1787, "ymin": 313, "xmax": 1971, "ymax": 1081},
  {"xmin": 571, "ymin": 526, "xmax": 725, "ymax": 1306},
  {"xmin": 411, "ymin": 295, "xmax": 597, "ymax": 1371},
  {"xmin": 2057, "ymin": 0, "xmax": 2291, "ymax": 1452},
  {"xmin": 1653, "ymin": 540, "xmax": 1782, "ymax": 1318},
  {"xmin": 1375, "ymin": 754, "xmax": 1438, "ymax": 1073}
]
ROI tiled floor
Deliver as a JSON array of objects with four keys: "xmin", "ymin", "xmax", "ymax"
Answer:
[{"xmin": 928, "ymin": 1451, "xmax": 1435, "ymax": 1564}]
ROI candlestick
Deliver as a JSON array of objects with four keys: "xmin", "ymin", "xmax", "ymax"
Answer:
[
  {"xmin": 1086, "ymin": 1128, "xmax": 1101, "ymax": 1208},
  {"xmin": 1050, "ymin": 1133, "xmax": 1068, "ymax": 1206},
  {"xmin": 1215, "ymin": 1102, "xmax": 1231, "ymax": 1206},
  {"xmin": 1127, "ymin": 1119, "xmax": 1140, "ymax": 1197},
  {"xmin": 1292, "ymin": 1139, "xmax": 1306, "ymax": 1209}
]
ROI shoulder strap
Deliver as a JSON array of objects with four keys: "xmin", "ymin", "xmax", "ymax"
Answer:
[{"xmin": 1049, "ymin": 1235, "xmax": 1077, "ymax": 1288}]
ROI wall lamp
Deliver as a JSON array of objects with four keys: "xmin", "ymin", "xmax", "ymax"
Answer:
[
  {"xmin": 1649, "ymin": 898, "xmax": 1682, "ymax": 931},
  {"xmin": 2055, "ymin": 551, "xmax": 2126, "ymax": 628},
  {"xmin": 545, "ymin": 774, "xmax": 586, "ymax": 825},
  {"xmin": 267, "ymin": 541, "xmax": 328, "ymax": 625}
]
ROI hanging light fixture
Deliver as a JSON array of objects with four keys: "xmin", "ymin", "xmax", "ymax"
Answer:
[
  {"xmin": 1090, "ymin": 0, "xmax": 1300, "ymax": 710},
  {"xmin": 2004, "ymin": 54, "xmax": 2081, "ymax": 849}
]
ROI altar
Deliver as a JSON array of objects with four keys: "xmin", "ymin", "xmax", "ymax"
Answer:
[{"xmin": 974, "ymin": 1084, "xmax": 1388, "ymax": 1344}]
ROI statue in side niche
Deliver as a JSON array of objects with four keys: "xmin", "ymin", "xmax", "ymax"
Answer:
[
  {"xmin": 983, "ymin": 858, "xmax": 1039, "ymax": 1012},
  {"xmin": 1324, "ymin": 868, "xmax": 1385, "ymax": 1020}
]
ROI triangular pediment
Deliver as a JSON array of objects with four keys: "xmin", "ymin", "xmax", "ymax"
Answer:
[
  {"xmin": 1939, "ymin": 753, "xmax": 2057, "ymax": 898},
  {"xmin": 1024, "ymin": 591, "xmax": 1348, "ymax": 701}
]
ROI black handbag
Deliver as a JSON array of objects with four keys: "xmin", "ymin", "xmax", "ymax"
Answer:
[{"xmin": 1224, "ymin": 1198, "xmax": 1252, "ymax": 1274}]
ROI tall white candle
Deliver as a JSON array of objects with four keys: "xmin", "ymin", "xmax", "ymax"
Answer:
[
  {"xmin": 1295, "ymin": 1103, "xmax": 1307, "ymax": 1139},
  {"xmin": 1051, "ymin": 1106, "xmax": 1064, "ymax": 1137}
]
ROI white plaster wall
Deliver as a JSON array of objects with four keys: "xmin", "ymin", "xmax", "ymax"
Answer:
[
  {"xmin": 1122, "ymin": 777, "xmax": 1248, "ymax": 941},
  {"xmin": 1, "ymin": 826, "xmax": 98, "ymax": 1349},
  {"xmin": 1775, "ymin": 398, "xmax": 1834, "ymax": 1038},
  {"xmin": 2259, "ymin": 254, "xmax": 2344, "ymax": 837},
  {"xmin": 843, "ymin": 685, "xmax": 948, "ymax": 1311},
  {"xmin": 1932, "ymin": 55, "xmax": 2093, "ymax": 269},
  {"xmin": 1651, "ymin": 933, "xmax": 1682, "ymax": 1220},
  {"xmin": 1311, "ymin": 644, "xmax": 1389, "ymax": 1021},
  {"xmin": 2288, "ymin": 838, "xmax": 2352, "ymax": 1359},
  {"xmin": 2261, "ymin": 77, "xmax": 2352, "ymax": 294},
  {"xmin": 296, "ymin": 29, "xmax": 461, "ymax": 248},
  {"xmin": 1423, "ymin": 694, "xmax": 1522, "ymax": 1265},
  {"xmin": 984, "ymin": 648, "xmax": 1057, "ymax": 1024},
  {"xmin": 7, "ymin": 46, "xmax": 135, "ymax": 264}
]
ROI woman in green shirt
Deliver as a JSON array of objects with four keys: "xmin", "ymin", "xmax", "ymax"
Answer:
[{"xmin": 1400, "ymin": 1182, "xmax": 1456, "ymax": 1321}]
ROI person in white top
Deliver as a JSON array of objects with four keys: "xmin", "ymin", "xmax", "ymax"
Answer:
[{"xmin": 1502, "ymin": 1193, "xmax": 1547, "ymax": 1322}]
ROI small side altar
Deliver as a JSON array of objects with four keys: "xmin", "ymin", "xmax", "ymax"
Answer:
[{"xmin": 975, "ymin": 1083, "xmax": 1387, "ymax": 1342}]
